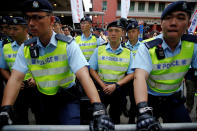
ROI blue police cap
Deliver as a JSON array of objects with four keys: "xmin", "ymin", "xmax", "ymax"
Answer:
[
  {"xmin": 107, "ymin": 20, "xmax": 125, "ymax": 30},
  {"xmin": 80, "ymin": 16, "xmax": 92, "ymax": 23},
  {"xmin": 22, "ymin": 0, "xmax": 53, "ymax": 13},
  {"xmin": 161, "ymin": 1, "xmax": 191, "ymax": 20},
  {"xmin": 55, "ymin": 16, "xmax": 61, "ymax": 24},
  {"xmin": 126, "ymin": 20, "xmax": 139, "ymax": 31},
  {"xmin": 10, "ymin": 17, "xmax": 27, "ymax": 25}
]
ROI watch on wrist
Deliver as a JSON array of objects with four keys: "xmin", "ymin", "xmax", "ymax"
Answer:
[{"xmin": 115, "ymin": 83, "xmax": 120, "ymax": 89}]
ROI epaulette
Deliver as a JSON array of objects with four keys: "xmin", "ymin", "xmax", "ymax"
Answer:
[
  {"xmin": 144, "ymin": 38, "xmax": 163, "ymax": 49},
  {"xmin": 98, "ymin": 42, "xmax": 108, "ymax": 46},
  {"xmin": 181, "ymin": 34, "xmax": 197, "ymax": 43},
  {"xmin": 55, "ymin": 34, "xmax": 73, "ymax": 44},
  {"xmin": 24, "ymin": 37, "xmax": 37, "ymax": 46},
  {"xmin": 92, "ymin": 33, "xmax": 99, "ymax": 38}
]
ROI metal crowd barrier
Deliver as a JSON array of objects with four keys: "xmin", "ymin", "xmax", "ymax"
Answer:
[{"xmin": 2, "ymin": 123, "xmax": 197, "ymax": 131}]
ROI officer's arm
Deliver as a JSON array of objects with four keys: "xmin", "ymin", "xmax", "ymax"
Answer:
[
  {"xmin": 117, "ymin": 73, "xmax": 134, "ymax": 87},
  {"xmin": 133, "ymin": 68, "xmax": 149, "ymax": 104},
  {"xmin": 1, "ymin": 70, "xmax": 25, "ymax": 106},
  {"xmin": 76, "ymin": 66, "xmax": 101, "ymax": 103},
  {"xmin": 90, "ymin": 68, "xmax": 106, "ymax": 89}
]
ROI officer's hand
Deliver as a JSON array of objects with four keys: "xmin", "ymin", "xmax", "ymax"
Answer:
[
  {"xmin": 0, "ymin": 105, "xmax": 14, "ymax": 128},
  {"xmin": 136, "ymin": 102, "xmax": 163, "ymax": 131},
  {"xmin": 89, "ymin": 103, "xmax": 115, "ymax": 131}
]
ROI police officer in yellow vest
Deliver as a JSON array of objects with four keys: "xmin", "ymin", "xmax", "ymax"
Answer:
[
  {"xmin": 132, "ymin": 1, "xmax": 197, "ymax": 130},
  {"xmin": 0, "ymin": 17, "xmax": 40, "ymax": 124},
  {"xmin": 0, "ymin": 0, "xmax": 114, "ymax": 130},
  {"xmin": 122, "ymin": 19, "xmax": 143, "ymax": 124},
  {"xmin": 89, "ymin": 20, "xmax": 134, "ymax": 124},
  {"xmin": 75, "ymin": 16, "xmax": 101, "ymax": 61}
]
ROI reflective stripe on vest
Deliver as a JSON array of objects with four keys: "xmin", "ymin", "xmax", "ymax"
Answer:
[
  {"xmin": 75, "ymin": 35, "xmax": 97, "ymax": 60},
  {"xmin": 148, "ymin": 41, "xmax": 194, "ymax": 93},
  {"xmin": 98, "ymin": 45, "xmax": 130, "ymax": 82},
  {"xmin": 24, "ymin": 40, "xmax": 75, "ymax": 95},
  {"xmin": 3, "ymin": 43, "xmax": 32, "ymax": 80}
]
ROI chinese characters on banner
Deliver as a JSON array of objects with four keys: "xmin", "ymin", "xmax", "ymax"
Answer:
[{"xmin": 70, "ymin": 0, "xmax": 84, "ymax": 23}]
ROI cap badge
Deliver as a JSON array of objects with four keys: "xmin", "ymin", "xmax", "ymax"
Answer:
[
  {"xmin": 182, "ymin": 2, "xmax": 187, "ymax": 10},
  {"xmin": 33, "ymin": 1, "xmax": 39, "ymax": 8}
]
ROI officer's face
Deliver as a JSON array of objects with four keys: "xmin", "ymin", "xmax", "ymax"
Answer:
[
  {"xmin": 9, "ymin": 25, "xmax": 27, "ymax": 43},
  {"xmin": 25, "ymin": 12, "xmax": 54, "ymax": 37},
  {"xmin": 127, "ymin": 28, "xmax": 139, "ymax": 42},
  {"xmin": 107, "ymin": 27, "xmax": 122, "ymax": 43},
  {"xmin": 161, "ymin": 11, "xmax": 190, "ymax": 41},
  {"xmin": 80, "ymin": 21, "xmax": 91, "ymax": 32}
]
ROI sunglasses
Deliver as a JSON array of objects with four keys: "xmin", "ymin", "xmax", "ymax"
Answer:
[{"xmin": 25, "ymin": 15, "xmax": 49, "ymax": 21}]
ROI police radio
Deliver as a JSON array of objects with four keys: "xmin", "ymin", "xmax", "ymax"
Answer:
[
  {"xmin": 156, "ymin": 44, "xmax": 165, "ymax": 60},
  {"xmin": 29, "ymin": 43, "xmax": 39, "ymax": 58}
]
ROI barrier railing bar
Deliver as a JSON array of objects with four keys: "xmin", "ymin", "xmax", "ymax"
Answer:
[{"xmin": 2, "ymin": 123, "xmax": 197, "ymax": 131}]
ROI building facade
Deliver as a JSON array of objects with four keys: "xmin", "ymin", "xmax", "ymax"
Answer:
[{"xmin": 92, "ymin": 0, "xmax": 197, "ymax": 32}]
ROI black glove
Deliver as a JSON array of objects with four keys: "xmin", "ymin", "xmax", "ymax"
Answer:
[
  {"xmin": 0, "ymin": 105, "xmax": 14, "ymax": 128},
  {"xmin": 136, "ymin": 102, "xmax": 163, "ymax": 131},
  {"xmin": 89, "ymin": 103, "xmax": 115, "ymax": 131}
]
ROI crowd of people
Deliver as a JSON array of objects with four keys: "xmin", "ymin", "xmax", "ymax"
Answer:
[{"xmin": 0, "ymin": 0, "xmax": 197, "ymax": 131}]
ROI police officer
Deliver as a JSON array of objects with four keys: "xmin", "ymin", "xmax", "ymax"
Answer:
[
  {"xmin": 0, "ymin": 17, "xmax": 40, "ymax": 124},
  {"xmin": 132, "ymin": 1, "xmax": 197, "ymax": 130},
  {"xmin": 75, "ymin": 16, "xmax": 101, "ymax": 61},
  {"xmin": 0, "ymin": 0, "xmax": 114, "ymax": 130},
  {"xmin": 123, "ymin": 19, "xmax": 142, "ymax": 124},
  {"xmin": 89, "ymin": 20, "xmax": 134, "ymax": 124},
  {"xmin": 53, "ymin": 16, "xmax": 64, "ymax": 34}
]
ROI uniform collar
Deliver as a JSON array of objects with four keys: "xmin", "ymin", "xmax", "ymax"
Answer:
[
  {"xmin": 11, "ymin": 41, "xmax": 20, "ymax": 48},
  {"xmin": 81, "ymin": 33, "xmax": 92, "ymax": 40},
  {"xmin": 126, "ymin": 40, "xmax": 140, "ymax": 48},
  {"xmin": 160, "ymin": 34, "xmax": 182, "ymax": 51},
  {"xmin": 37, "ymin": 31, "xmax": 57, "ymax": 48},
  {"xmin": 106, "ymin": 42, "xmax": 123, "ymax": 54}
]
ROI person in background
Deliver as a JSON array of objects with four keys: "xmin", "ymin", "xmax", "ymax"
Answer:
[
  {"xmin": 53, "ymin": 16, "xmax": 64, "ymax": 34},
  {"xmin": 75, "ymin": 16, "xmax": 101, "ymax": 61},
  {"xmin": 132, "ymin": 1, "xmax": 197, "ymax": 130},
  {"xmin": 89, "ymin": 20, "xmax": 134, "ymax": 124},
  {"xmin": 62, "ymin": 25, "xmax": 73, "ymax": 38},
  {"xmin": 0, "ymin": 0, "xmax": 114, "ymax": 130},
  {"xmin": 122, "ymin": 19, "xmax": 142, "ymax": 124},
  {"xmin": 0, "ymin": 16, "xmax": 40, "ymax": 124}
]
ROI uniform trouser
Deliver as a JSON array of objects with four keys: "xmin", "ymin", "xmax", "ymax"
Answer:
[
  {"xmin": 185, "ymin": 80, "xmax": 197, "ymax": 114},
  {"xmin": 37, "ymin": 85, "xmax": 80, "ymax": 125},
  {"xmin": 148, "ymin": 92, "xmax": 192, "ymax": 123},
  {"xmin": 127, "ymin": 80, "xmax": 136, "ymax": 124},
  {"xmin": 99, "ymin": 87, "xmax": 125, "ymax": 124},
  {"xmin": 13, "ymin": 86, "xmax": 40, "ymax": 124}
]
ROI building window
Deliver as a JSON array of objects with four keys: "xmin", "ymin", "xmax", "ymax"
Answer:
[
  {"xmin": 138, "ymin": 2, "xmax": 145, "ymax": 12},
  {"xmin": 158, "ymin": 2, "xmax": 165, "ymax": 12},
  {"xmin": 148, "ymin": 2, "xmax": 155, "ymax": 12},
  {"xmin": 130, "ymin": 2, "xmax": 135, "ymax": 12},
  {"xmin": 102, "ymin": 1, "xmax": 107, "ymax": 11},
  {"xmin": 117, "ymin": 1, "xmax": 121, "ymax": 10}
]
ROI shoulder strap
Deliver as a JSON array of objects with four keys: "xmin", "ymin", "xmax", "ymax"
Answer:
[
  {"xmin": 181, "ymin": 34, "xmax": 197, "ymax": 43},
  {"xmin": 24, "ymin": 37, "xmax": 37, "ymax": 46},
  {"xmin": 55, "ymin": 34, "xmax": 73, "ymax": 44},
  {"xmin": 144, "ymin": 38, "xmax": 163, "ymax": 49}
]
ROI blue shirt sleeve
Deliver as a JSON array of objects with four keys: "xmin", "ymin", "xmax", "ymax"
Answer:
[
  {"xmin": 67, "ymin": 40, "xmax": 89, "ymax": 74},
  {"xmin": 97, "ymin": 37, "xmax": 101, "ymax": 46},
  {"xmin": 12, "ymin": 44, "xmax": 28, "ymax": 74},
  {"xmin": 132, "ymin": 44, "xmax": 152, "ymax": 73},
  {"xmin": 89, "ymin": 48, "xmax": 98, "ymax": 70},
  {"xmin": 191, "ymin": 43, "xmax": 197, "ymax": 69},
  {"xmin": 127, "ymin": 52, "xmax": 134, "ymax": 74}
]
